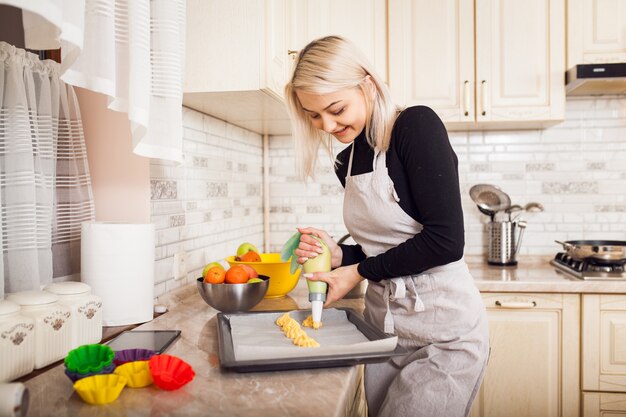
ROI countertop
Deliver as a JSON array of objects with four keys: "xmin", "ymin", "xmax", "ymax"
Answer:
[
  {"xmin": 468, "ymin": 257, "xmax": 626, "ymax": 293},
  {"xmin": 23, "ymin": 280, "xmax": 368, "ymax": 417},
  {"xmin": 22, "ymin": 258, "xmax": 626, "ymax": 417}
]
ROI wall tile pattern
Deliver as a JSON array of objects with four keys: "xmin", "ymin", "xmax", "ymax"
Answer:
[{"xmin": 150, "ymin": 108, "xmax": 264, "ymax": 298}]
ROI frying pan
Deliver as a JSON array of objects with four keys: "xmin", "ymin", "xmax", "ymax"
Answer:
[{"xmin": 554, "ymin": 240, "xmax": 626, "ymax": 262}]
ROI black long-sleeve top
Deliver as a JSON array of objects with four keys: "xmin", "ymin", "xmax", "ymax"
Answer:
[{"xmin": 335, "ymin": 106, "xmax": 465, "ymax": 282}]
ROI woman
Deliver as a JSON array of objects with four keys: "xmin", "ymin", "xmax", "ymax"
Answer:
[{"xmin": 284, "ymin": 35, "xmax": 489, "ymax": 417}]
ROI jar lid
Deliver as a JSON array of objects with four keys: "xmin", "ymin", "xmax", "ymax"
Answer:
[
  {"xmin": 45, "ymin": 281, "xmax": 91, "ymax": 296},
  {"xmin": 0, "ymin": 299, "xmax": 20, "ymax": 316},
  {"xmin": 7, "ymin": 290, "xmax": 59, "ymax": 306}
]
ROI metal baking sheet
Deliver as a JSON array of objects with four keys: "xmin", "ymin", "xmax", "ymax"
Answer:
[{"xmin": 216, "ymin": 308, "xmax": 407, "ymax": 372}]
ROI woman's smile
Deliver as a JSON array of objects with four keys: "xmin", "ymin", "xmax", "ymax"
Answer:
[{"xmin": 333, "ymin": 126, "xmax": 349, "ymax": 137}]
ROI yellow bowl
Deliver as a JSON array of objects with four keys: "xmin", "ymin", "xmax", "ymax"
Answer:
[
  {"xmin": 113, "ymin": 360, "xmax": 153, "ymax": 388},
  {"xmin": 73, "ymin": 374, "xmax": 127, "ymax": 405},
  {"xmin": 226, "ymin": 253, "xmax": 300, "ymax": 298}
]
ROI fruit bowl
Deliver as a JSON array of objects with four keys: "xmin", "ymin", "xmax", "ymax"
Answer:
[
  {"xmin": 196, "ymin": 275, "xmax": 269, "ymax": 313},
  {"xmin": 226, "ymin": 253, "xmax": 301, "ymax": 298}
]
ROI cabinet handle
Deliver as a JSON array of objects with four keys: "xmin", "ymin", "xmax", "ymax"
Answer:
[
  {"xmin": 480, "ymin": 80, "xmax": 487, "ymax": 116},
  {"xmin": 495, "ymin": 301, "xmax": 537, "ymax": 309},
  {"xmin": 463, "ymin": 80, "xmax": 470, "ymax": 117}
]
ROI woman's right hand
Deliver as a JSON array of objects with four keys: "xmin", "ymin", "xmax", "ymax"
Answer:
[{"xmin": 295, "ymin": 227, "xmax": 343, "ymax": 269}]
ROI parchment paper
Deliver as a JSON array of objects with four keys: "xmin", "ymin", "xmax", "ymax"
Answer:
[{"xmin": 229, "ymin": 308, "xmax": 398, "ymax": 361}]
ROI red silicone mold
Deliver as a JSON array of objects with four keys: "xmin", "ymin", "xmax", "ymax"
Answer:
[{"xmin": 148, "ymin": 354, "xmax": 195, "ymax": 390}]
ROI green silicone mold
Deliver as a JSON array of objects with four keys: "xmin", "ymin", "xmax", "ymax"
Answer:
[{"xmin": 65, "ymin": 344, "xmax": 115, "ymax": 374}]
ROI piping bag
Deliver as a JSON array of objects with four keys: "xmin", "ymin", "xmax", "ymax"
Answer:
[{"xmin": 280, "ymin": 232, "xmax": 331, "ymax": 325}]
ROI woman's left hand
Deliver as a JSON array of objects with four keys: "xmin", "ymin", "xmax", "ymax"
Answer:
[{"xmin": 303, "ymin": 264, "xmax": 364, "ymax": 307}]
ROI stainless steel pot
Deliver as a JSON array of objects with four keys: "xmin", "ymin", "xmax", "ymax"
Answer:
[{"xmin": 555, "ymin": 240, "xmax": 626, "ymax": 262}]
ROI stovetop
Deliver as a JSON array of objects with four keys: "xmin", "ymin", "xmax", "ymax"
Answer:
[{"xmin": 550, "ymin": 252, "xmax": 626, "ymax": 280}]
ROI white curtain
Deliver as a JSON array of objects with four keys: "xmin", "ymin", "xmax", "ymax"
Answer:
[
  {"xmin": 0, "ymin": 41, "xmax": 95, "ymax": 295},
  {"xmin": 1, "ymin": 0, "xmax": 85, "ymax": 74},
  {"xmin": 1, "ymin": 0, "xmax": 186, "ymax": 162}
]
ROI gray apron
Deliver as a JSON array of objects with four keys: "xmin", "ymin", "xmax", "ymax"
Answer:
[{"xmin": 343, "ymin": 145, "xmax": 489, "ymax": 417}]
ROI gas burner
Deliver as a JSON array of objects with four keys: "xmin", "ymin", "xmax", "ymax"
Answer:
[{"xmin": 551, "ymin": 252, "xmax": 626, "ymax": 280}]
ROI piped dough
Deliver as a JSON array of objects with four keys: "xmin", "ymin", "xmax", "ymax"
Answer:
[
  {"xmin": 275, "ymin": 313, "xmax": 319, "ymax": 347},
  {"xmin": 302, "ymin": 315, "xmax": 322, "ymax": 330}
]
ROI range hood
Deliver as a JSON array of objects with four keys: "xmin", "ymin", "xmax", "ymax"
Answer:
[{"xmin": 566, "ymin": 63, "xmax": 626, "ymax": 96}]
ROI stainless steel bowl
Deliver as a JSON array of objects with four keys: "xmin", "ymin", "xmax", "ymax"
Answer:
[{"xmin": 196, "ymin": 275, "xmax": 269, "ymax": 313}]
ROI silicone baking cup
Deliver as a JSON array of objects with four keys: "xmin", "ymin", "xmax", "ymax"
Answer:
[
  {"xmin": 73, "ymin": 374, "xmax": 127, "ymax": 405},
  {"xmin": 113, "ymin": 348, "xmax": 155, "ymax": 366},
  {"xmin": 148, "ymin": 354, "xmax": 195, "ymax": 390},
  {"xmin": 65, "ymin": 344, "xmax": 115, "ymax": 374},
  {"xmin": 64, "ymin": 362, "xmax": 116, "ymax": 383},
  {"xmin": 114, "ymin": 361, "xmax": 153, "ymax": 388}
]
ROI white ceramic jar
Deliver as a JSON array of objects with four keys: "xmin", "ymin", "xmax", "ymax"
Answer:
[
  {"xmin": 7, "ymin": 291, "xmax": 71, "ymax": 369},
  {"xmin": 44, "ymin": 282, "xmax": 102, "ymax": 349},
  {"xmin": 0, "ymin": 300, "xmax": 35, "ymax": 382}
]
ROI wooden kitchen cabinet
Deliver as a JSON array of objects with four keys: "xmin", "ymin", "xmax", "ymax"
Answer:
[
  {"xmin": 287, "ymin": 0, "xmax": 387, "ymax": 83},
  {"xmin": 567, "ymin": 0, "xmax": 626, "ymax": 68},
  {"xmin": 582, "ymin": 295, "xmax": 626, "ymax": 393},
  {"xmin": 469, "ymin": 293, "xmax": 580, "ymax": 417},
  {"xmin": 388, "ymin": 0, "xmax": 565, "ymax": 130},
  {"xmin": 184, "ymin": 0, "xmax": 292, "ymax": 135}
]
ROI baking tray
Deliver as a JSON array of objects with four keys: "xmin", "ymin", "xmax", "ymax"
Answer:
[{"xmin": 216, "ymin": 308, "xmax": 407, "ymax": 372}]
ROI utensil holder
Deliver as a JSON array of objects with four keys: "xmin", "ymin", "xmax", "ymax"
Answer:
[{"xmin": 487, "ymin": 221, "xmax": 526, "ymax": 266}]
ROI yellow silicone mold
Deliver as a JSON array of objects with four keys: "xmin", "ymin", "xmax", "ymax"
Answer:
[
  {"xmin": 113, "ymin": 361, "xmax": 153, "ymax": 388},
  {"xmin": 73, "ymin": 374, "xmax": 127, "ymax": 405}
]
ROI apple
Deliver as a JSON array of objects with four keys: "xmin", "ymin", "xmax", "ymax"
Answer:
[
  {"xmin": 202, "ymin": 262, "xmax": 224, "ymax": 278},
  {"xmin": 236, "ymin": 242, "xmax": 259, "ymax": 256},
  {"xmin": 247, "ymin": 277, "xmax": 264, "ymax": 284}
]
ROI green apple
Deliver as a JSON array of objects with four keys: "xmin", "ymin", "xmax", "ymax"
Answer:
[
  {"xmin": 246, "ymin": 278, "xmax": 264, "ymax": 284},
  {"xmin": 202, "ymin": 262, "xmax": 224, "ymax": 278},
  {"xmin": 236, "ymin": 242, "xmax": 259, "ymax": 256}
]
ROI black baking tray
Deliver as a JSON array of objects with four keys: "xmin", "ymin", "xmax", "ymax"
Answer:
[{"xmin": 216, "ymin": 307, "xmax": 407, "ymax": 372}]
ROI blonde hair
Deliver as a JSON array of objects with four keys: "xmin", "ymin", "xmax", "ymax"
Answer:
[{"xmin": 284, "ymin": 35, "xmax": 397, "ymax": 180}]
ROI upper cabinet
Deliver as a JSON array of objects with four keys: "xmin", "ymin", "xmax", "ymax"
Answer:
[
  {"xmin": 184, "ymin": 0, "xmax": 292, "ymax": 135},
  {"xmin": 184, "ymin": 0, "xmax": 386, "ymax": 136},
  {"xmin": 388, "ymin": 0, "xmax": 565, "ymax": 131},
  {"xmin": 567, "ymin": 0, "xmax": 626, "ymax": 68},
  {"xmin": 288, "ymin": 0, "xmax": 387, "ymax": 83}
]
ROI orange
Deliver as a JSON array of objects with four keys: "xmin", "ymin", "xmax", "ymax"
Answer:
[
  {"xmin": 239, "ymin": 264, "xmax": 258, "ymax": 279},
  {"xmin": 204, "ymin": 266, "xmax": 225, "ymax": 284},
  {"xmin": 237, "ymin": 251, "xmax": 261, "ymax": 262},
  {"xmin": 225, "ymin": 266, "xmax": 249, "ymax": 284}
]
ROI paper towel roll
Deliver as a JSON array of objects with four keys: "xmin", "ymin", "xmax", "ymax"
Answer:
[{"xmin": 81, "ymin": 222, "xmax": 155, "ymax": 326}]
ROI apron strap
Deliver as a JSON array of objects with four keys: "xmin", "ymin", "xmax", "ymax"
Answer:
[
  {"xmin": 382, "ymin": 278, "xmax": 406, "ymax": 334},
  {"xmin": 383, "ymin": 277, "xmax": 426, "ymax": 333},
  {"xmin": 346, "ymin": 143, "xmax": 355, "ymax": 178},
  {"xmin": 407, "ymin": 278, "xmax": 425, "ymax": 312}
]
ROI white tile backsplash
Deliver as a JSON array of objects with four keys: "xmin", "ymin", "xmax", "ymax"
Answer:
[
  {"xmin": 151, "ymin": 107, "xmax": 264, "ymax": 291},
  {"xmin": 152, "ymin": 98, "xmax": 626, "ymax": 298}
]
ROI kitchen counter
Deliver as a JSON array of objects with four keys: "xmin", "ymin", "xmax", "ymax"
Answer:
[
  {"xmin": 23, "ymin": 279, "xmax": 368, "ymax": 417},
  {"xmin": 468, "ymin": 258, "xmax": 626, "ymax": 293},
  {"xmin": 22, "ymin": 258, "xmax": 626, "ymax": 416}
]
